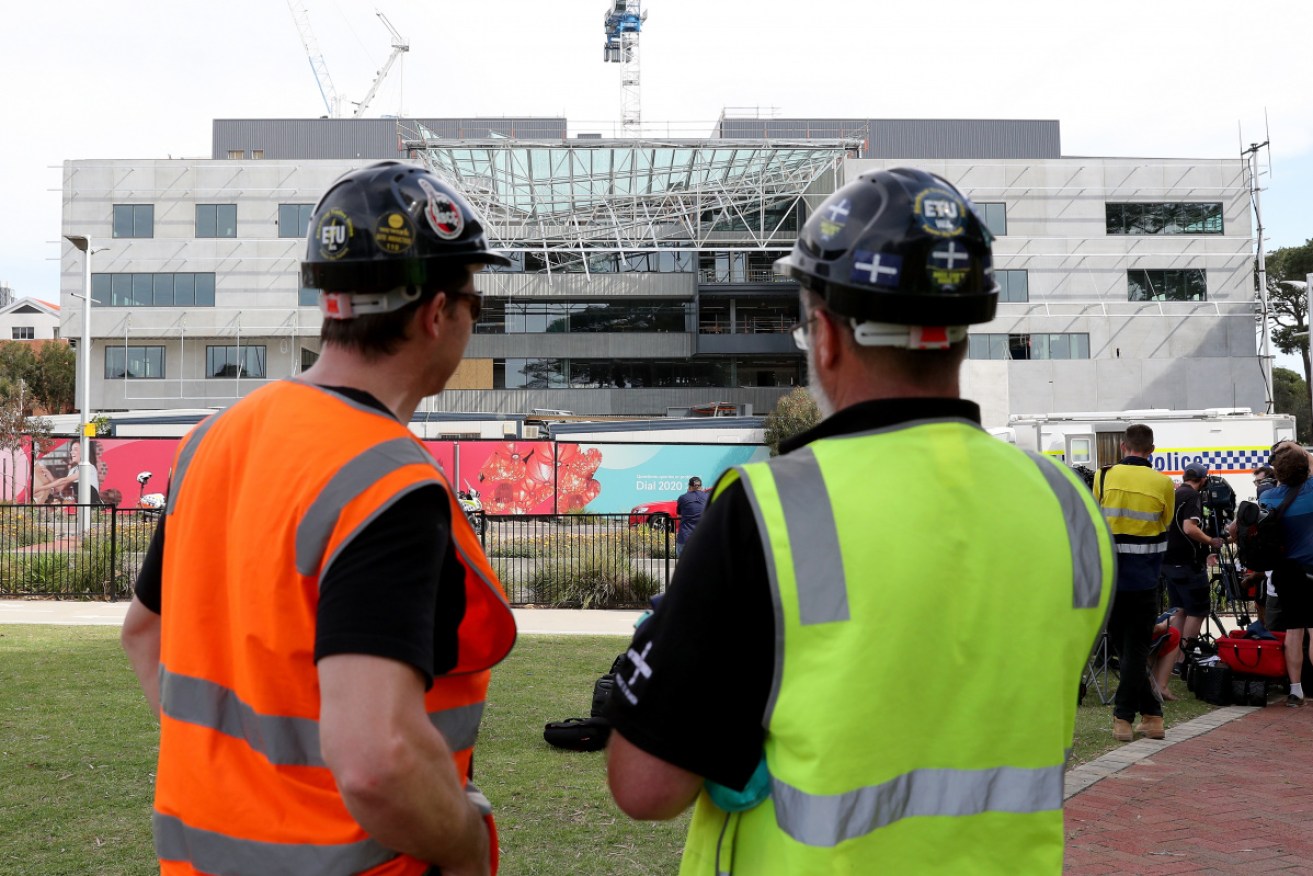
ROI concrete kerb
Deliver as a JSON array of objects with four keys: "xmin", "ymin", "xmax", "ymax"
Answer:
[
  {"xmin": 0, "ymin": 599, "xmax": 644, "ymax": 637},
  {"xmin": 1063, "ymin": 705, "xmax": 1256, "ymax": 799}
]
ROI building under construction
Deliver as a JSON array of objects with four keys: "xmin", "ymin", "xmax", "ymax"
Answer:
[{"xmin": 58, "ymin": 115, "xmax": 1266, "ymax": 426}]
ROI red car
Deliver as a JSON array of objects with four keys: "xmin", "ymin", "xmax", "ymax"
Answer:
[
  {"xmin": 628, "ymin": 489, "xmax": 709, "ymax": 530},
  {"xmin": 628, "ymin": 498, "xmax": 679, "ymax": 531}
]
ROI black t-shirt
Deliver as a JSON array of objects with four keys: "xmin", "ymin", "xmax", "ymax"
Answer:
[
  {"xmin": 603, "ymin": 396, "xmax": 982, "ymax": 791},
  {"xmin": 133, "ymin": 386, "xmax": 464, "ymax": 686},
  {"xmin": 1164, "ymin": 483, "xmax": 1205, "ymax": 568}
]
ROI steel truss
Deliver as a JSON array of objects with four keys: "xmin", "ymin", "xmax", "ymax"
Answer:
[{"xmin": 402, "ymin": 132, "xmax": 860, "ymax": 271}]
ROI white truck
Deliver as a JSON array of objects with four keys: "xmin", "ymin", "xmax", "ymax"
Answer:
[{"xmin": 993, "ymin": 408, "xmax": 1298, "ymax": 502}]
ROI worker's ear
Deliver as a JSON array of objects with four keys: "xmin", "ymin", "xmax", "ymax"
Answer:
[{"xmin": 416, "ymin": 293, "xmax": 447, "ymax": 341}]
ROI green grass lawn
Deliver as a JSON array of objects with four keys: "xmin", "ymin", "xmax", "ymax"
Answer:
[{"xmin": 0, "ymin": 625, "xmax": 1214, "ymax": 875}]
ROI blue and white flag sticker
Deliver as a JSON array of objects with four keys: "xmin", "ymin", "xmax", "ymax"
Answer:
[
  {"xmin": 850, "ymin": 249, "xmax": 902, "ymax": 288},
  {"xmin": 926, "ymin": 240, "xmax": 972, "ymax": 288},
  {"xmin": 913, "ymin": 187, "xmax": 966, "ymax": 238},
  {"xmin": 818, "ymin": 197, "xmax": 852, "ymax": 240}
]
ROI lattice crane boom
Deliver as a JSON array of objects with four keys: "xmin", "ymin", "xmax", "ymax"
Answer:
[
  {"xmin": 286, "ymin": 0, "xmax": 341, "ymax": 117},
  {"xmin": 352, "ymin": 11, "xmax": 409, "ymax": 118}
]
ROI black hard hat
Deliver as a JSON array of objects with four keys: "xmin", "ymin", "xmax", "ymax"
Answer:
[
  {"xmin": 775, "ymin": 167, "xmax": 997, "ymax": 327},
  {"xmin": 300, "ymin": 161, "xmax": 509, "ymax": 296}
]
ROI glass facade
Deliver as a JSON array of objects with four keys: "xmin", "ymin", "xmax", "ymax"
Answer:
[
  {"xmin": 206, "ymin": 345, "xmax": 267, "ymax": 378},
  {"xmin": 492, "ymin": 357, "xmax": 803, "ymax": 389},
  {"xmin": 113, "ymin": 204, "xmax": 154, "ymax": 239},
  {"xmin": 1127, "ymin": 269, "xmax": 1207, "ymax": 302},
  {"xmin": 969, "ymin": 333, "xmax": 1090, "ymax": 360},
  {"xmin": 698, "ymin": 297, "xmax": 799, "ymax": 334},
  {"xmin": 475, "ymin": 299, "xmax": 690, "ymax": 334},
  {"xmin": 105, "ymin": 346, "xmax": 165, "ymax": 379},
  {"xmin": 91, "ymin": 273, "xmax": 216, "ymax": 307},
  {"xmin": 279, "ymin": 204, "xmax": 315, "ymax": 239},
  {"xmin": 196, "ymin": 204, "xmax": 237, "ymax": 238},
  {"xmin": 1106, "ymin": 203, "xmax": 1223, "ymax": 235}
]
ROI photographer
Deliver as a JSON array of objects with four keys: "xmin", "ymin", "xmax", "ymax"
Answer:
[{"xmin": 1157, "ymin": 462, "xmax": 1226, "ymax": 690}]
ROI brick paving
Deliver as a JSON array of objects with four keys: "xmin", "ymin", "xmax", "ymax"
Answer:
[{"xmin": 1064, "ymin": 700, "xmax": 1313, "ymax": 873}]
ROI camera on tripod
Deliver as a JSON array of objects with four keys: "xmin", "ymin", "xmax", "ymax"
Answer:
[{"xmin": 1201, "ymin": 474, "xmax": 1236, "ymax": 534}]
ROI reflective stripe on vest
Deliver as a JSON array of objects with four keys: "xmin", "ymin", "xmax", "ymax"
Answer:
[
  {"xmin": 165, "ymin": 411, "xmax": 226, "ymax": 517},
  {"xmin": 1103, "ymin": 507, "xmax": 1163, "ymax": 522},
  {"xmin": 295, "ymin": 436, "xmax": 440, "ymax": 577},
  {"xmin": 160, "ymin": 667, "xmax": 486, "ymax": 767},
  {"xmin": 771, "ymin": 763, "xmax": 1065, "ymax": 848},
  {"xmin": 1021, "ymin": 451, "xmax": 1109, "ymax": 610},
  {"xmin": 154, "ymin": 811, "xmax": 397, "ymax": 876},
  {"xmin": 1114, "ymin": 542, "xmax": 1167, "ymax": 555}
]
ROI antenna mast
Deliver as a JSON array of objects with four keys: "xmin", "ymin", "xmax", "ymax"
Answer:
[
  {"xmin": 603, "ymin": 0, "xmax": 648, "ymax": 136},
  {"xmin": 1243, "ymin": 137, "xmax": 1273, "ymax": 413}
]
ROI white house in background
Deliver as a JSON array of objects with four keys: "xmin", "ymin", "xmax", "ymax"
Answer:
[{"xmin": 0, "ymin": 297, "xmax": 60, "ymax": 341}]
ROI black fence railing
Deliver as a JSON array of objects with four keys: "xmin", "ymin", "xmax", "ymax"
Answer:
[
  {"xmin": 476, "ymin": 513, "xmax": 676, "ymax": 607},
  {"xmin": 0, "ymin": 505, "xmax": 156, "ymax": 600},
  {"xmin": 0, "ymin": 506, "xmax": 679, "ymax": 607}
]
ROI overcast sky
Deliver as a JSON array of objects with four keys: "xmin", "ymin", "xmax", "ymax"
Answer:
[{"xmin": 4, "ymin": 0, "xmax": 1310, "ymax": 313}]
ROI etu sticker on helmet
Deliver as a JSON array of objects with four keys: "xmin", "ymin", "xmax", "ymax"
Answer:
[
  {"xmin": 316, "ymin": 209, "xmax": 354, "ymax": 260},
  {"xmin": 913, "ymin": 187, "xmax": 966, "ymax": 238},
  {"xmin": 419, "ymin": 177, "xmax": 465, "ymax": 240}
]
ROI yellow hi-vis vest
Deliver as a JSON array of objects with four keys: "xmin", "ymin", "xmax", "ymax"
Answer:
[{"xmin": 680, "ymin": 417, "xmax": 1114, "ymax": 875}]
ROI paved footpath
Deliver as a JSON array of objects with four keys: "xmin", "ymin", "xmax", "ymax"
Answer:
[
  {"xmin": 1064, "ymin": 701, "xmax": 1313, "ymax": 874},
  {"xmin": 0, "ymin": 599, "xmax": 642, "ymax": 636}
]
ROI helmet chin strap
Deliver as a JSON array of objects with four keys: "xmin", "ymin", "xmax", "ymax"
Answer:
[
  {"xmin": 320, "ymin": 285, "xmax": 423, "ymax": 320},
  {"xmin": 849, "ymin": 320, "xmax": 967, "ymax": 350}
]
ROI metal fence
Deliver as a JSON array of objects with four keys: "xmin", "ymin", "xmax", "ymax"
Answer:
[
  {"xmin": 0, "ymin": 505, "xmax": 677, "ymax": 607},
  {"xmin": 0, "ymin": 505, "xmax": 155, "ymax": 600}
]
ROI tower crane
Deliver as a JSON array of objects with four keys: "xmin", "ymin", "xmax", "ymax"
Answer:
[
  {"xmin": 602, "ymin": 0, "xmax": 647, "ymax": 136},
  {"xmin": 352, "ymin": 12, "xmax": 408, "ymax": 118},
  {"xmin": 285, "ymin": 3, "xmax": 409, "ymax": 118},
  {"xmin": 286, "ymin": 0, "xmax": 341, "ymax": 117}
]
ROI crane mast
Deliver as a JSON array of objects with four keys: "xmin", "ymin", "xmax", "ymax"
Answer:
[
  {"xmin": 603, "ymin": 0, "xmax": 647, "ymax": 136},
  {"xmin": 353, "ymin": 12, "xmax": 409, "ymax": 118},
  {"xmin": 286, "ymin": 0, "xmax": 341, "ymax": 117}
]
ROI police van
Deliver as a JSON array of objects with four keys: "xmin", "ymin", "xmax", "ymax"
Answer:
[{"xmin": 992, "ymin": 408, "xmax": 1298, "ymax": 503}]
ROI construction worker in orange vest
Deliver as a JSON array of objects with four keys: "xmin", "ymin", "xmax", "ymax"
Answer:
[{"xmin": 121, "ymin": 161, "xmax": 517, "ymax": 876}]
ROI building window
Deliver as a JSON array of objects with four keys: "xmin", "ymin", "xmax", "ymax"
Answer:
[
  {"xmin": 91, "ymin": 273, "xmax": 216, "ymax": 307},
  {"xmin": 12, "ymin": 326, "xmax": 34, "ymax": 339},
  {"xmin": 279, "ymin": 204, "xmax": 316, "ymax": 238},
  {"xmin": 300, "ymin": 347, "xmax": 320, "ymax": 372},
  {"xmin": 196, "ymin": 204, "xmax": 237, "ymax": 238},
  {"xmin": 105, "ymin": 346, "xmax": 165, "ymax": 379},
  {"xmin": 227, "ymin": 149, "xmax": 246, "ymax": 159},
  {"xmin": 975, "ymin": 202, "xmax": 1007, "ymax": 236},
  {"xmin": 474, "ymin": 299, "xmax": 692, "ymax": 335},
  {"xmin": 251, "ymin": 150, "xmax": 264, "ymax": 160},
  {"xmin": 1106, "ymin": 203, "xmax": 1223, "ymax": 235},
  {"xmin": 969, "ymin": 333, "xmax": 1089, "ymax": 360},
  {"xmin": 299, "ymin": 287, "xmax": 319, "ymax": 307},
  {"xmin": 996, "ymin": 269, "xmax": 1029, "ymax": 303},
  {"xmin": 206, "ymin": 345, "xmax": 267, "ymax": 378},
  {"xmin": 488, "ymin": 357, "xmax": 799, "ymax": 389},
  {"xmin": 1128, "ymin": 269, "xmax": 1207, "ymax": 302},
  {"xmin": 112, "ymin": 204, "xmax": 154, "ymax": 239}
]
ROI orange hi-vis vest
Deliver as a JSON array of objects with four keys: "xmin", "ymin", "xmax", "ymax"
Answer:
[{"xmin": 153, "ymin": 380, "xmax": 517, "ymax": 875}]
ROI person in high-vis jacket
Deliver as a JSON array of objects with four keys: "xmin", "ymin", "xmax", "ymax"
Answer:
[
  {"xmin": 604, "ymin": 168, "xmax": 1115, "ymax": 875},
  {"xmin": 121, "ymin": 162, "xmax": 517, "ymax": 876},
  {"xmin": 1092, "ymin": 425, "xmax": 1175, "ymax": 742}
]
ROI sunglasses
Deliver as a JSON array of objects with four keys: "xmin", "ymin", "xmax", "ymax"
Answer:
[{"xmin": 447, "ymin": 290, "xmax": 482, "ymax": 322}]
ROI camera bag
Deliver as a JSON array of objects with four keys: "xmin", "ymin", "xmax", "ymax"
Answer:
[
  {"xmin": 543, "ymin": 717, "xmax": 612, "ymax": 752},
  {"xmin": 1217, "ymin": 630, "xmax": 1287, "ymax": 679},
  {"xmin": 1193, "ymin": 660, "xmax": 1234, "ymax": 706}
]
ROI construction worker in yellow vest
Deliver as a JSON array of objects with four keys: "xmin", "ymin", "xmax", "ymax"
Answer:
[
  {"xmin": 1092, "ymin": 425, "xmax": 1177, "ymax": 741},
  {"xmin": 121, "ymin": 162, "xmax": 517, "ymax": 876},
  {"xmin": 604, "ymin": 168, "xmax": 1115, "ymax": 874}
]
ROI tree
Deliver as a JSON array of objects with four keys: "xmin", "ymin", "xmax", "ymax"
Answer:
[
  {"xmin": 0, "ymin": 340, "xmax": 75, "ymax": 415},
  {"xmin": 1265, "ymin": 238, "xmax": 1313, "ymax": 385},
  {"xmin": 763, "ymin": 387, "xmax": 821, "ymax": 456},
  {"xmin": 1273, "ymin": 367, "xmax": 1312, "ymax": 444}
]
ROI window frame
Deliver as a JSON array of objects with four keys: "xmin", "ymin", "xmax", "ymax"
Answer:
[
  {"xmin": 104, "ymin": 345, "xmax": 166, "ymax": 379},
  {"xmin": 278, "ymin": 204, "xmax": 316, "ymax": 239},
  {"xmin": 196, "ymin": 203, "xmax": 238, "ymax": 238},
  {"xmin": 974, "ymin": 202, "xmax": 1007, "ymax": 237},
  {"xmin": 112, "ymin": 204, "xmax": 155, "ymax": 239},
  {"xmin": 205, "ymin": 344, "xmax": 267, "ymax": 379}
]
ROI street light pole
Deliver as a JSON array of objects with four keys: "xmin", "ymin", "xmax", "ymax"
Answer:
[{"xmin": 63, "ymin": 235, "xmax": 106, "ymax": 534}]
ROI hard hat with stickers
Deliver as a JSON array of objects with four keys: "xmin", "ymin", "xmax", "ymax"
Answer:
[
  {"xmin": 301, "ymin": 161, "xmax": 509, "ymax": 318},
  {"xmin": 775, "ymin": 167, "xmax": 997, "ymax": 348}
]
